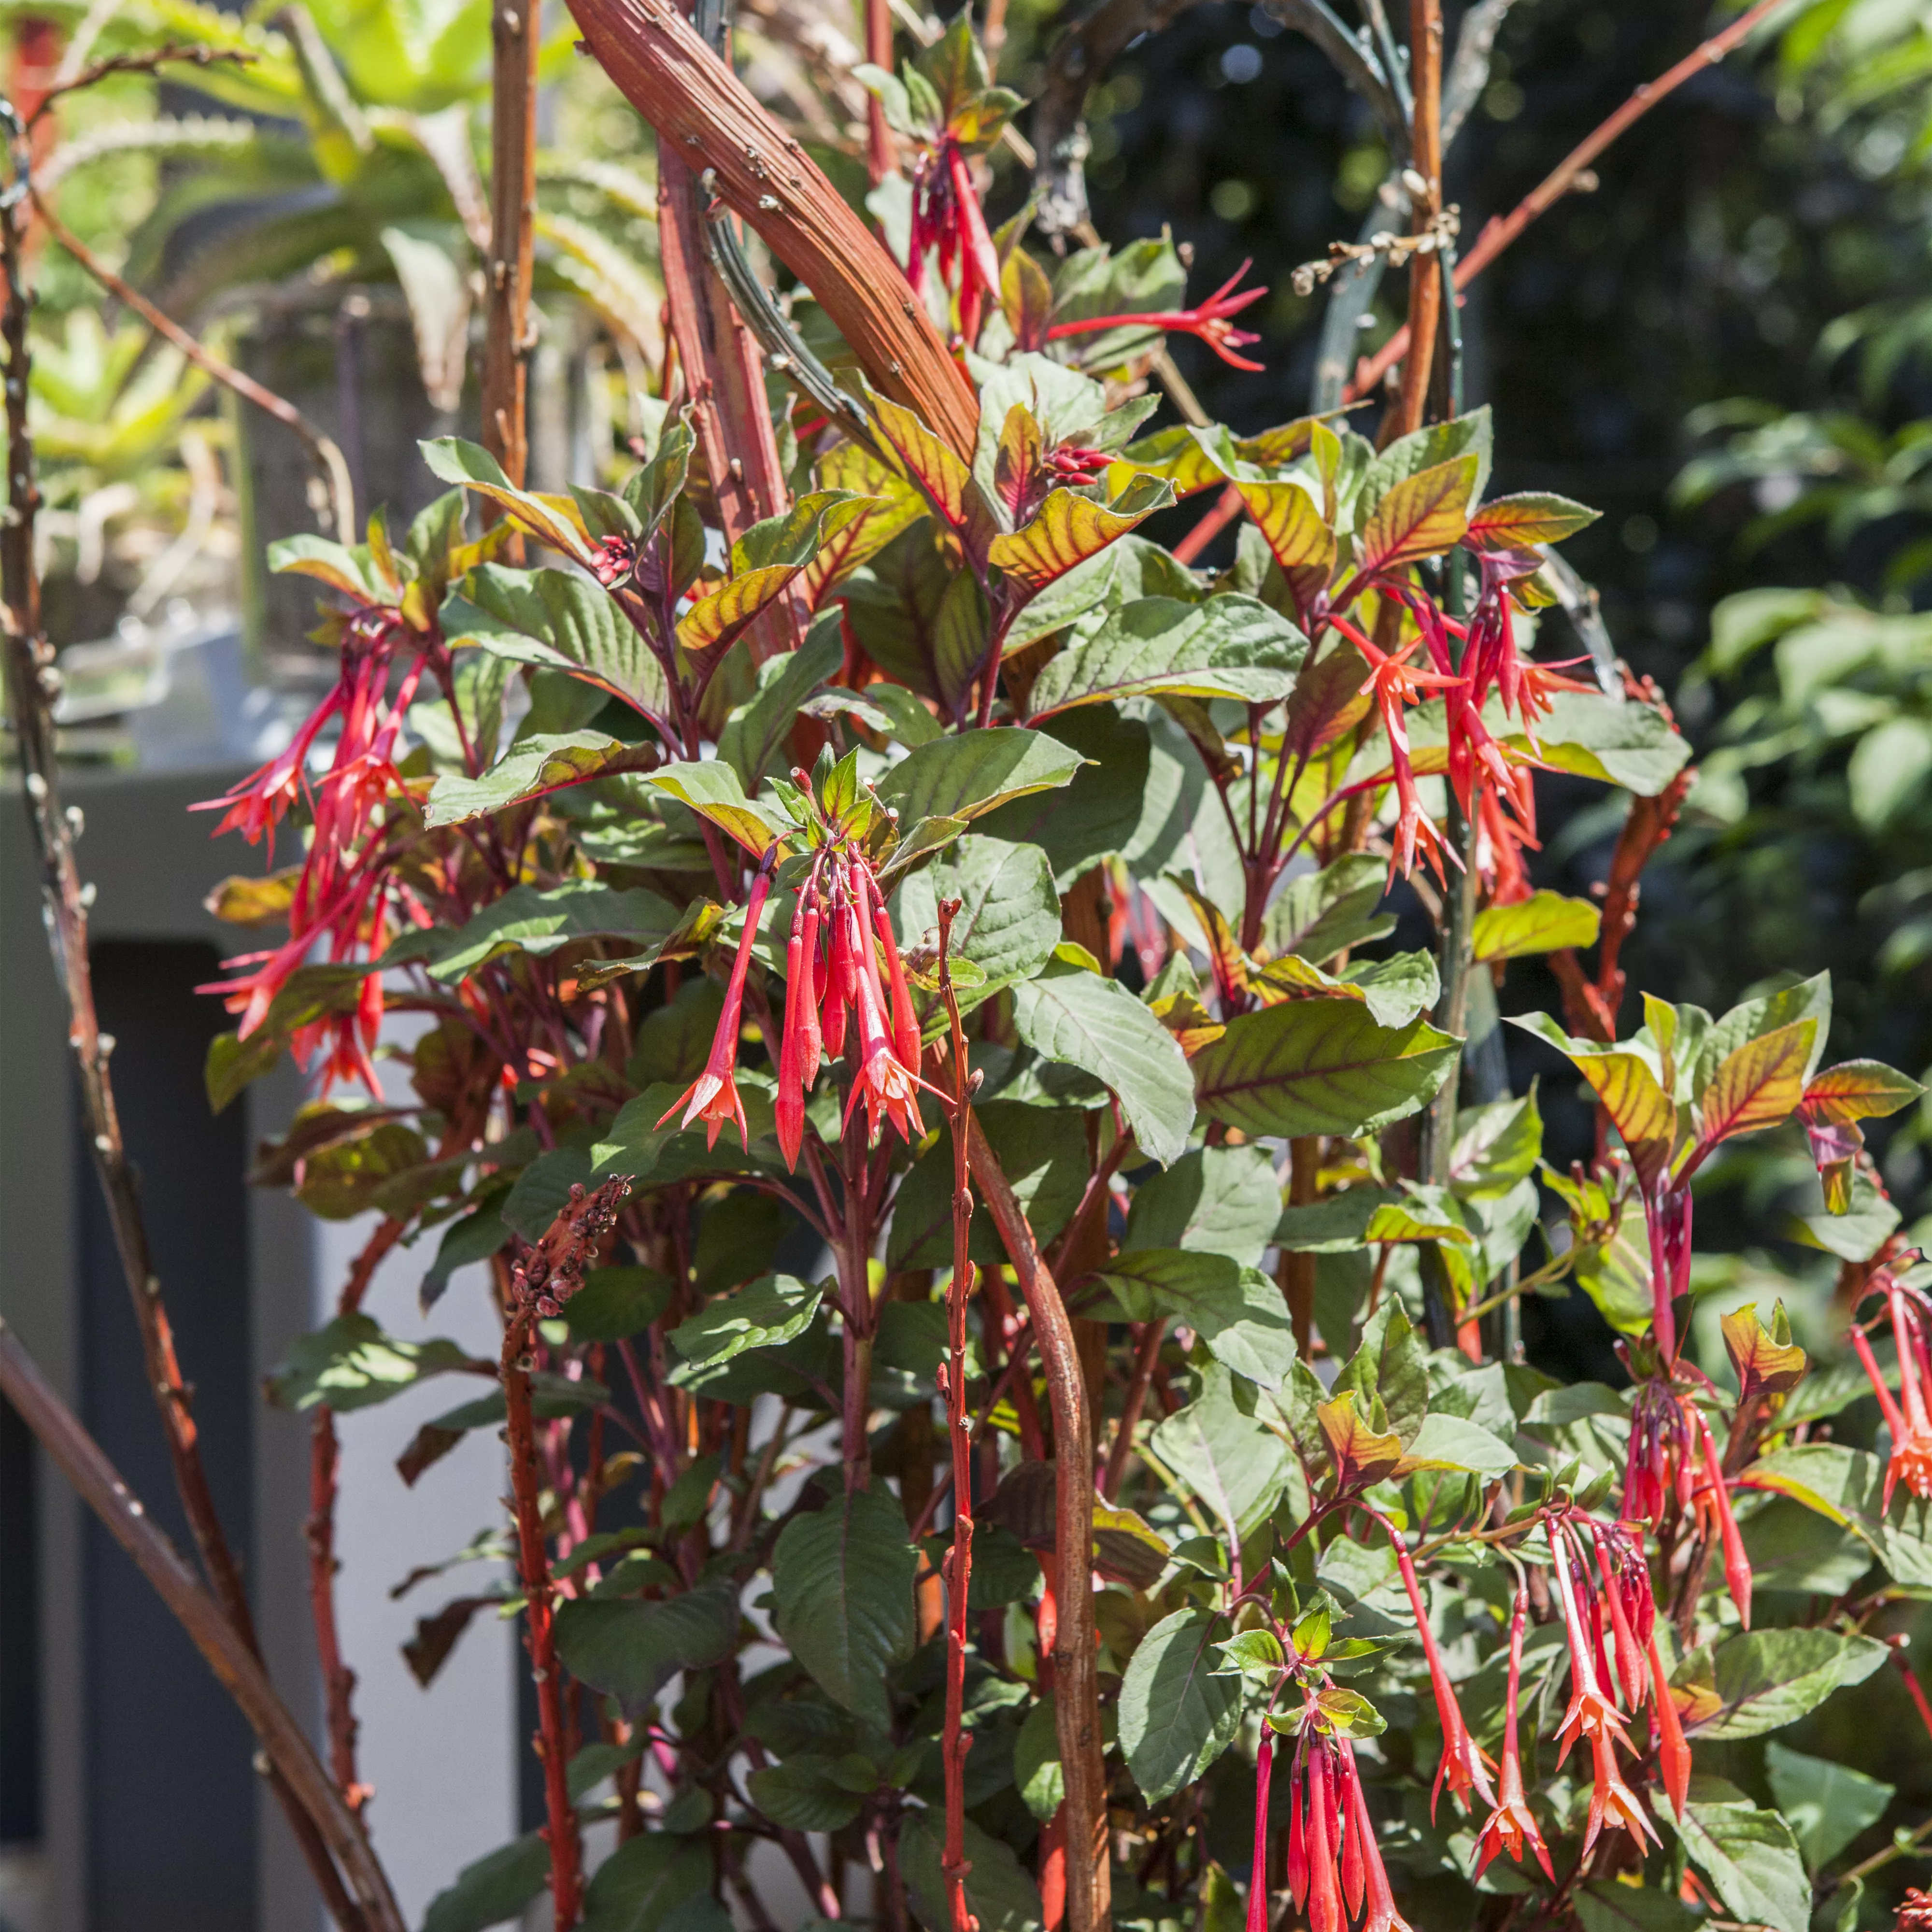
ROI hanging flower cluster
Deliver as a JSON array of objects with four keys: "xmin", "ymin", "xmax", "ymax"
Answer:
[
  {"xmin": 661, "ymin": 770, "xmax": 928, "ymax": 1167},
  {"xmin": 908, "ymin": 135, "xmax": 1006, "ymax": 348},
  {"xmin": 195, "ymin": 606, "xmax": 429, "ymax": 1090},
  {"xmin": 1265, "ymin": 1727, "xmax": 1410, "ymax": 1932},
  {"xmin": 1619, "ymin": 1375, "xmax": 1752, "ymax": 1633},
  {"xmin": 1045, "ymin": 259, "xmax": 1271, "ymax": 371},
  {"xmin": 1849, "ymin": 1264, "xmax": 1932, "ymax": 1506}
]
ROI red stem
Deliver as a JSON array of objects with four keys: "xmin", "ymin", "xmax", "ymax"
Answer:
[
  {"xmin": 1345, "ymin": 0, "xmax": 1790, "ymax": 404},
  {"xmin": 937, "ymin": 900, "xmax": 978, "ymax": 1932}
]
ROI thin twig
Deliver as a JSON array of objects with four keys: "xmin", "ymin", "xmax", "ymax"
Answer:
[
  {"xmin": 1346, "ymin": 0, "xmax": 1791, "ymax": 403},
  {"xmin": 483, "ymin": 0, "xmax": 540, "ymax": 485},
  {"xmin": 30, "ymin": 190, "xmax": 354, "ymax": 537},
  {"xmin": 0, "ymin": 1321, "xmax": 404, "ymax": 1932},
  {"xmin": 0, "ymin": 100, "xmax": 390, "ymax": 1932},
  {"xmin": 28, "ymin": 45, "xmax": 256, "ymax": 126}
]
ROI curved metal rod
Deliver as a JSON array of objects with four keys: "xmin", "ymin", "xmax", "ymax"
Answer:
[{"xmin": 692, "ymin": 0, "xmax": 883, "ymax": 453}]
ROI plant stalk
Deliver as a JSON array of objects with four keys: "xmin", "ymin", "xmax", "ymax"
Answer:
[{"xmin": 483, "ymin": 0, "xmax": 540, "ymax": 484}]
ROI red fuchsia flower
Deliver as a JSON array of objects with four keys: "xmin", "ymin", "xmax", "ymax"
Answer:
[
  {"xmin": 1304, "ymin": 1735, "xmax": 1343, "ymax": 1932},
  {"xmin": 906, "ymin": 138, "xmax": 1004, "ymax": 345},
  {"xmin": 1340, "ymin": 1747, "xmax": 1414, "ymax": 1932},
  {"xmin": 1646, "ymin": 1625, "xmax": 1692, "ymax": 1818},
  {"xmin": 1583, "ymin": 1722, "xmax": 1659, "ymax": 1858},
  {"xmin": 1383, "ymin": 1520, "xmax": 1496, "ymax": 1817},
  {"xmin": 1848, "ymin": 1275, "xmax": 1932, "ymax": 1506},
  {"xmin": 1331, "ymin": 615, "xmax": 1467, "ymax": 890},
  {"xmin": 1690, "ymin": 1408, "xmax": 1753, "ymax": 1632},
  {"xmin": 196, "ymin": 608, "xmax": 429, "ymax": 1091},
  {"xmin": 1548, "ymin": 1519, "xmax": 1632, "ymax": 1764},
  {"xmin": 657, "ymin": 854, "xmax": 777, "ymax": 1150},
  {"xmin": 1247, "ymin": 1729, "xmax": 1275, "ymax": 1932},
  {"xmin": 1045, "ymin": 259, "xmax": 1270, "ymax": 371},
  {"xmin": 1644, "ymin": 1180, "xmax": 1695, "ymax": 1366},
  {"xmin": 1589, "ymin": 1521, "xmax": 1653, "ymax": 1711},
  {"xmin": 769, "ymin": 847, "xmax": 928, "ymax": 1170},
  {"xmin": 1473, "ymin": 1580, "xmax": 1555, "ymax": 1883}
]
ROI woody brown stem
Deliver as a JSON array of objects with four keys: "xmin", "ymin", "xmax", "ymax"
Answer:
[
  {"xmin": 567, "ymin": 0, "xmax": 978, "ymax": 458},
  {"xmin": 503, "ymin": 1308, "xmax": 584, "ymax": 1930},
  {"xmin": 1102, "ymin": 1318, "xmax": 1165, "ymax": 1501},
  {"xmin": 0, "ymin": 1321, "xmax": 400, "ymax": 1932},
  {"xmin": 483, "ymin": 0, "xmax": 540, "ymax": 484},
  {"xmin": 0, "ymin": 139, "xmax": 388, "ymax": 1931},
  {"xmin": 1389, "ymin": 0, "xmax": 1442, "ymax": 441},
  {"xmin": 964, "ymin": 1115, "xmax": 1108, "ymax": 1932},
  {"xmin": 1279, "ymin": 1137, "xmax": 1319, "ymax": 1355}
]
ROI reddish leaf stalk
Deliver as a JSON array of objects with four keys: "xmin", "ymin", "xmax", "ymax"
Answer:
[{"xmin": 936, "ymin": 898, "xmax": 980, "ymax": 1932}]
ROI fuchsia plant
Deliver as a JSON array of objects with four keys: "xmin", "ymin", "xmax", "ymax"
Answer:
[{"xmin": 9, "ymin": 7, "xmax": 1932, "ymax": 1932}]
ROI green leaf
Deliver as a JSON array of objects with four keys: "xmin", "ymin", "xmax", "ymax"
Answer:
[
  {"xmin": 1470, "ymin": 890, "xmax": 1602, "ymax": 961},
  {"xmin": 265, "ymin": 1314, "xmax": 474, "ymax": 1413},
  {"xmin": 425, "ymin": 731, "xmax": 656, "ymax": 827},
  {"xmin": 643, "ymin": 761, "xmax": 789, "ymax": 857},
  {"xmin": 1849, "ymin": 714, "xmax": 1932, "ymax": 829},
  {"xmin": 1573, "ymin": 1881, "xmax": 1703, "ymax": 1932},
  {"xmin": 718, "ymin": 614, "xmax": 845, "ymax": 788},
  {"xmin": 1449, "ymin": 1090, "xmax": 1544, "ymax": 1199},
  {"xmin": 1274, "ymin": 1185, "xmax": 1470, "ymax": 1253},
  {"xmin": 1122, "ymin": 1146, "xmax": 1282, "ymax": 1270},
  {"xmin": 874, "ymin": 725, "xmax": 1087, "ymax": 826},
  {"xmin": 1677, "ymin": 1628, "xmax": 1887, "ymax": 1739},
  {"xmin": 668, "ymin": 1275, "xmax": 823, "ymax": 1381},
  {"xmin": 1255, "ymin": 949, "xmax": 1440, "ymax": 1029},
  {"xmin": 1510, "ymin": 1012, "xmax": 1676, "ymax": 1187},
  {"xmin": 552, "ymin": 1585, "xmax": 740, "ymax": 1706},
  {"xmin": 422, "ymin": 438, "xmax": 595, "ymax": 564},
  {"xmin": 1464, "ymin": 491, "xmax": 1600, "ymax": 551},
  {"xmin": 1118, "ymin": 1606, "xmax": 1243, "ymax": 1803},
  {"xmin": 1192, "ymin": 1000, "xmax": 1459, "ymax": 1140},
  {"xmin": 422, "ymin": 1834, "xmax": 550, "ymax": 1932},
  {"xmin": 1396, "ymin": 1413, "xmax": 1518, "ymax": 1477},
  {"xmin": 1010, "ymin": 958, "xmax": 1196, "ymax": 1165},
  {"xmin": 1739, "ymin": 1442, "xmax": 1932, "ymax": 1584},
  {"xmin": 900, "ymin": 1812, "xmax": 1045, "ymax": 1932},
  {"xmin": 1092, "ymin": 1250, "xmax": 1296, "ymax": 1389},
  {"xmin": 1259, "ymin": 854, "xmax": 1395, "ymax": 966},
  {"xmin": 1353, "ymin": 454, "xmax": 1478, "ymax": 574},
  {"xmin": 1358, "ymin": 409, "xmax": 1493, "ymax": 513},
  {"xmin": 444, "ymin": 564, "xmax": 671, "ymax": 721},
  {"xmin": 980, "ymin": 705, "xmax": 1151, "ymax": 885},
  {"xmin": 1014, "ymin": 1694, "xmax": 1065, "ymax": 1821},
  {"xmin": 1673, "ymin": 1783, "xmax": 1811, "ymax": 1932},
  {"xmin": 577, "ymin": 1833, "xmax": 712, "ymax": 1932},
  {"xmin": 772, "ymin": 1490, "xmax": 919, "ymax": 1731},
  {"xmin": 893, "ymin": 834, "xmax": 1062, "ymax": 1027},
  {"xmin": 1763, "ymin": 1742, "xmax": 1894, "ymax": 1871},
  {"xmin": 1021, "ymin": 594, "xmax": 1304, "ymax": 721},
  {"xmin": 398, "ymin": 882, "xmax": 681, "ymax": 983},
  {"xmin": 563, "ymin": 1266, "xmax": 674, "ymax": 1343},
  {"xmin": 1522, "ymin": 691, "xmax": 1691, "ymax": 797},
  {"xmin": 745, "ymin": 1757, "xmax": 868, "ymax": 1832},
  {"xmin": 1150, "ymin": 1366, "xmax": 1289, "ymax": 1542},
  {"xmin": 1790, "ymin": 1169, "xmax": 1902, "ymax": 1262},
  {"xmin": 1695, "ymin": 973, "xmax": 1833, "ymax": 1094}
]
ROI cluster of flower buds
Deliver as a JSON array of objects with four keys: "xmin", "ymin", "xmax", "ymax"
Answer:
[
  {"xmin": 1620, "ymin": 1375, "xmax": 1752, "ymax": 1632},
  {"xmin": 196, "ymin": 607, "xmax": 428, "ymax": 1090},
  {"xmin": 1849, "ymin": 1264, "xmax": 1932, "ymax": 1507},
  {"xmin": 1265, "ymin": 1728, "xmax": 1409, "ymax": 1932},
  {"xmin": 907, "ymin": 135, "xmax": 1004, "ymax": 345},
  {"xmin": 660, "ymin": 772, "xmax": 929, "ymax": 1166}
]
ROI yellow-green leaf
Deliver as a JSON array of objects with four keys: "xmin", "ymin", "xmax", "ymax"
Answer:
[{"xmin": 1470, "ymin": 890, "xmax": 1603, "ymax": 961}]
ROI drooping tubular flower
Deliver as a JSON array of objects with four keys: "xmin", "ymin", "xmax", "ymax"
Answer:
[
  {"xmin": 196, "ymin": 606, "xmax": 429, "ymax": 1092},
  {"xmin": 1547, "ymin": 1519, "xmax": 1632, "ymax": 1762},
  {"xmin": 1335, "ymin": 1741, "xmax": 1413, "ymax": 1932},
  {"xmin": 658, "ymin": 853, "xmax": 778, "ymax": 1149},
  {"xmin": 769, "ymin": 839, "xmax": 927, "ymax": 1170},
  {"xmin": 907, "ymin": 135, "xmax": 1004, "ymax": 344},
  {"xmin": 1045, "ymin": 258, "xmax": 1270, "ymax": 371},
  {"xmin": 1690, "ymin": 1408, "xmax": 1753, "ymax": 1632},
  {"xmin": 1247, "ymin": 1730, "xmax": 1275, "ymax": 1932},
  {"xmin": 1473, "ymin": 1581, "xmax": 1554, "ymax": 1882},
  {"xmin": 1589, "ymin": 1520, "xmax": 1653, "ymax": 1710},
  {"xmin": 1851, "ymin": 1272, "xmax": 1932, "ymax": 1507},
  {"xmin": 1646, "ymin": 1626, "xmax": 1692, "ymax": 1818},
  {"xmin": 1328, "ymin": 615, "xmax": 1467, "ymax": 889},
  {"xmin": 1383, "ymin": 1520, "xmax": 1496, "ymax": 1817},
  {"xmin": 1622, "ymin": 1377, "xmax": 1694, "ymax": 1529}
]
